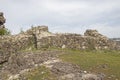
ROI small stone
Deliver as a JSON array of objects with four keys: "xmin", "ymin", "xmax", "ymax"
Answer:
[
  {"xmin": 62, "ymin": 45, "xmax": 66, "ymax": 49},
  {"xmin": 84, "ymin": 71, "xmax": 87, "ymax": 73},
  {"xmin": 81, "ymin": 74, "xmax": 99, "ymax": 80}
]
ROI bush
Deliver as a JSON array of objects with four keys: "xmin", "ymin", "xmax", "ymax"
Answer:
[{"xmin": 0, "ymin": 28, "xmax": 11, "ymax": 35}]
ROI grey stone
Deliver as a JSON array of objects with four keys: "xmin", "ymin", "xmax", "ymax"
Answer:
[{"xmin": 0, "ymin": 12, "xmax": 5, "ymax": 26}]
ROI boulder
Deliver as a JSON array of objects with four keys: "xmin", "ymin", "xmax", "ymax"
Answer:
[{"xmin": 0, "ymin": 12, "xmax": 6, "ymax": 26}]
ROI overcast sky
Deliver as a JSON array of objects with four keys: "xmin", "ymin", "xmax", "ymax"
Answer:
[{"xmin": 0, "ymin": 0, "xmax": 120, "ymax": 38}]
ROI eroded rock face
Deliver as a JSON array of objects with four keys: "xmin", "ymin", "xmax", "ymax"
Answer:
[
  {"xmin": 0, "ymin": 12, "xmax": 5, "ymax": 27},
  {"xmin": 0, "ymin": 51, "xmax": 62, "ymax": 80},
  {"xmin": 0, "ymin": 50, "xmax": 105, "ymax": 80},
  {"xmin": 84, "ymin": 29, "xmax": 118, "ymax": 50},
  {"xmin": 0, "ymin": 50, "xmax": 10, "ymax": 64}
]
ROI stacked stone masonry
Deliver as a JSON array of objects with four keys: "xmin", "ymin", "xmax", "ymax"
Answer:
[
  {"xmin": 0, "ymin": 26, "xmax": 119, "ymax": 64},
  {"xmin": 0, "ymin": 26, "xmax": 119, "ymax": 53}
]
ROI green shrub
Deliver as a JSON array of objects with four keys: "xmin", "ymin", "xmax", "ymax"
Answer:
[{"xmin": 0, "ymin": 28, "xmax": 11, "ymax": 35}]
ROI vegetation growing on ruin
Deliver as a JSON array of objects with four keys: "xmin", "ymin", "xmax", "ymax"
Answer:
[{"xmin": 0, "ymin": 28, "xmax": 10, "ymax": 35}]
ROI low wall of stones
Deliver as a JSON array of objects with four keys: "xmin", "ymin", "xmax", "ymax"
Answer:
[
  {"xmin": 0, "ymin": 27, "xmax": 119, "ymax": 54},
  {"xmin": 0, "ymin": 27, "xmax": 119, "ymax": 53},
  {"xmin": 0, "ymin": 34, "xmax": 34, "ymax": 63},
  {"xmin": 0, "ymin": 34, "xmax": 33, "ymax": 52},
  {"xmin": 37, "ymin": 34, "xmax": 117, "ymax": 50},
  {"xmin": 0, "ymin": 26, "xmax": 119, "ymax": 64},
  {"xmin": 0, "ymin": 26, "xmax": 49, "ymax": 54}
]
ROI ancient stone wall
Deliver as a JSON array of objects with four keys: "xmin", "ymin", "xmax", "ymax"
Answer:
[
  {"xmin": 0, "ymin": 34, "xmax": 33, "ymax": 51},
  {"xmin": 0, "ymin": 33, "xmax": 34, "ymax": 64},
  {"xmin": 0, "ymin": 26, "xmax": 50, "ymax": 53},
  {"xmin": 0, "ymin": 12, "xmax": 118, "ymax": 51},
  {"xmin": 0, "ymin": 12, "xmax": 119, "ymax": 52},
  {"xmin": 0, "ymin": 12, "xmax": 119, "ymax": 80},
  {"xmin": 0, "ymin": 26, "xmax": 118, "ymax": 53},
  {"xmin": 37, "ymin": 32, "xmax": 117, "ymax": 50},
  {"xmin": 0, "ymin": 26, "xmax": 119, "ymax": 64}
]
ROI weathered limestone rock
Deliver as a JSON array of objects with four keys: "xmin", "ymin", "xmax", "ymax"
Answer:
[
  {"xmin": 37, "ymin": 31, "xmax": 118, "ymax": 50},
  {"xmin": 0, "ymin": 12, "xmax": 10, "ymax": 63},
  {"xmin": 84, "ymin": 29, "xmax": 117, "ymax": 49},
  {"xmin": 26, "ymin": 25, "xmax": 48, "ymax": 35},
  {"xmin": 84, "ymin": 29, "xmax": 107, "ymax": 39},
  {"xmin": 0, "ymin": 50, "xmax": 10, "ymax": 64},
  {"xmin": 0, "ymin": 12, "xmax": 5, "ymax": 28},
  {"xmin": 0, "ymin": 26, "xmax": 119, "ymax": 57},
  {"xmin": 81, "ymin": 73, "xmax": 103, "ymax": 80}
]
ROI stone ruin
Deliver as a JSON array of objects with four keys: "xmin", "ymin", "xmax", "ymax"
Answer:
[
  {"xmin": 38, "ymin": 29, "xmax": 118, "ymax": 50},
  {"xmin": 0, "ymin": 12, "xmax": 119, "ymax": 51},
  {"xmin": 0, "ymin": 12, "xmax": 119, "ymax": 65},
  {"xmin": 0, "ymin": 12, "xmax": 119, "ymax": 80},
  {"xmin": 0, "ymin": 26, "xmax": 119, "ymax": 52},
  {"xmin": 0, "ymin": 26, "xmax": 118, "ymax": 80}
]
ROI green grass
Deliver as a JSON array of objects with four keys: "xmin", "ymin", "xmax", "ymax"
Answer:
[
  {"xmin": 23, "ymin": 66, "xmax": 56, "ymax": 80},
  {"xmin": 59, "ymin": 50, "xmax": 120, "ymax": 80}
]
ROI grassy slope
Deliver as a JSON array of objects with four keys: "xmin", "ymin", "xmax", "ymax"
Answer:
[
  {"xmin": 20, "ymin": 48, "xmax": 120, "ymax": 80},
  {"xmin": 59, "ymin": 50, "xmax": 120, "ymax": 80}
]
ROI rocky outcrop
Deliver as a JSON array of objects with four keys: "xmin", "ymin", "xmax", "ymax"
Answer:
[
  {"xmin": 0, "ymin": 50, "xmax": 10, "ymax": 64},
  {"xmin": 0, "ymin": 34, "xmax": 33, "ymax": 64},
  {"xmin": 84, "ymin": 29, "xmax": 117, "ymax": 50},
  {"xmin": 0, "ymin": 51, "xmax": 63, "ymax": 80},
  {"xmin": 84, "ymin": 29, "xmax": 107, "ymax": 38},
  {"xmin": 0, "ymin": 12, "xmax": 9, "ymax": 64},
  {"xmin": 0, "ymin": 12, "xmax": 5, "ymax": 28},
  {"xmin": 0, "ymin": 50, "xmax": 104, "ymax": 80}
]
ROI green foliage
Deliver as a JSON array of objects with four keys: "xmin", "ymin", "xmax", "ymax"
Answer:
[{"xmin": 0, "ymin": 28, "xmax": 11, "ymax": 35}]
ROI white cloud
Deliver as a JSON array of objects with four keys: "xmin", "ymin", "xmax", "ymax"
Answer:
[{"xmin": 0, "ymin": 0, "xmax": 120, "ymax": 37}]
